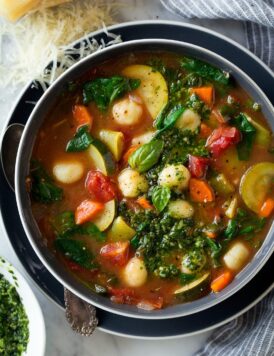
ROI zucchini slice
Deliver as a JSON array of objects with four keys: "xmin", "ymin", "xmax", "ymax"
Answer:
[
  {"xmin": 240, "ymin": 162, "xmax": 274, "ymax": 213},
  {"xmin": 88, "ymin": 140, "xmax": 115, "ymax": 175},
  {"xmin": 107, "ymin": 216, "xmax": 136, "ymax": 241},
  {"xmin": 92, "ymin": 199, "xmax": 116, "ymax": 231},
  {"xmin": 245, "ymin": 114, "xmax": 271, "ymax": 147},
  {"xmin": 174, "ymin": 272, "xmax": 210, "ymax": 296},
  {"xmin": 98, "ymin": 129, "xmax": 125, "ymax": 161},
  {"xmin": 122, "ymin": 64, "xmax": 168, "ymax": 119}
]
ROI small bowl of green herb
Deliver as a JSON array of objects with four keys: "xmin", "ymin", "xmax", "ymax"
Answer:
[{"xmin": 0, "ymin": 257, "xmax": 45, "ymax": 356}]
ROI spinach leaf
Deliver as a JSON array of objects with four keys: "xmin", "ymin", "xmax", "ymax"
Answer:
[
  {"xmin": 55, "ymin": 239, "xmax": 95, "ymax": 269},
  {"xmin": 232, "ymin": 113, "xmax": 256, "ymax": 160},
  {"xmin": 66, "ymin": 125, "xmax": 93, "ymax": 152},
  {"xmin": 30, "ymin": 160, "xmax": 63, "ymax": 203},
  {"xmin": 224, "ymin": 208, "xmax": 266, "ymax": 241},
  {"xmin": 224, "ymin": 219, "xmax": 238, "ymax": 240},
  {"xmin": 52, "ymin": 211, "xmax": 106, "ymax": 241},
  {"xmin": 179, "ymin": 273, "xmax": 196, "ymax": 285},
  {"xmin": 161, "ymin": 104, "xmax": 185, "ymax": 132},
  {"xmin": 83, "ymin": 76, "xmax": 141, "ymax": 110},
  {"xmin": 181, "ymin": 57, "xmax": 230, "ymax": 85},
  {"xmin": 52, "ymin": 211, "xmax": 76, "ymax": 238},
  {"xmin": 154, "ymin": 103, "xmax": 170, "ymax": 130},
  {"xmin": 128, "ymin": 139, "xmax": 164, "ymax": 173},
  {"xmin": 152, "ymin": 186, "xmax": 171, "ymax": 212},
  {"xmin": 78, "ymin": 222, "xmax": 105, "ymax": 242}
]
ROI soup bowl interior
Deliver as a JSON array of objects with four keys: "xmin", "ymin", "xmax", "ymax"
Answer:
[{"xmin": 15, "ymin": 39, "xmax": 274, "ymax": 319}]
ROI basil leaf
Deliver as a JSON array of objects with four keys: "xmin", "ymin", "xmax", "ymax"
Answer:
[
  {"xmin": 52, "ymin": 211, "xmax": 106, "ymax": 241},
  {"xmin": 30, "ymin": 160, "xmax": 63, "ymax": 203},
  {"xmin": 55, "ymin": 239, "xmax": 95, "ymax": 269},
  {"xmin": 83, "ymin": 76, "xmax": 141, "ymax": 110},
  {"xmin": 66, "ymin": 125, "xmax": 93, "ymax": 152},
  {"xmin": 128, "ymin": 139, "xmax": 164, "ymax": 173},
  {"xmin": 152, "ymin": 186, "xmax": 171, "ymax": 212},
  {"xmin": 181, "ymin": 57, "xmax": 230, "ymax": 85},
  {"xmin": 156, "ymin": 105, "xmax": 185, "ymax": 135},
  {"xmin": 232, "ymin": 113, "xmax": 256, "ymax": 160}
]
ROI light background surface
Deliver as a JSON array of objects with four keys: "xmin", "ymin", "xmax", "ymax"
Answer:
[{"xmin": 0, "ymin": 1, "xmax": 246, "ymax": 355}]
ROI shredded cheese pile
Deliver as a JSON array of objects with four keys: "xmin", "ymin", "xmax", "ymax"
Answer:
[{"xmin": 0, "ymin": 0, "xmax": 121, "ymax": 88}]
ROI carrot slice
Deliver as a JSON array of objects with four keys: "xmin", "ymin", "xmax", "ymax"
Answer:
[
  {"xmin": 189, "ymin": 178, "xmax": 215, "ymax": 203},
  {"xmin": 200, "ymin": 123, "xmax": 213, "ymax": 138},
  {"xmin": 205, "ymin": 231, "xmax": 217, "ymax": 239},
  {"xmin": 73, "ymin": 105, "xmax": 93, "ymax": 129},
  {"xmin": 75, "ymin": 199, "xmax": 104, "ymax": 225},
  {"xmin": 190, "ymin": 86, "xmax": 214, "ymax": 106},
  {"xmin": 211, "ymin": 271, "xmax": 233, "ymax": 292},
  {"xmin": 137, "ymin": 196, "xmax": 153, "ymax": 210},
  {"xmin": 123, "ymin": 145, "xmax": 140, "ymax": 163},
  {"xmin": 259, "ymin": 198, "xmax": 274, "ymax": 217}
]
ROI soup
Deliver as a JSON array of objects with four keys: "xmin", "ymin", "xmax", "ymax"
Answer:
[{"xmin": 29, "ymin": 52, "xmax": 274, "ymax": 310}]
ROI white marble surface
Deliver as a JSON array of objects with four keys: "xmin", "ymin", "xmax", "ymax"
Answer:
[{"xmin": 0, "ymin": 1, "xmax": 247, "ymax": 355}]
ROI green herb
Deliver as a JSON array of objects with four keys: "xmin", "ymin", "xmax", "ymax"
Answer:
[
  {"xmin": 0, "ymin": 274, "xmax": 29, "ymax": 356},
  {"xmin": 232, "ymin": 113, "xmax": 256, "ymax": 160},
  {"xmin": 55, "ymin": 239, "xmax": 95, "ymax": 269},
  {"xmin": 155, "ymin": 264, "xmax": 179, "ymax": 278},
  {"xmin": 185, "ymin": 93, "xmax": 210, "ymax": 119},
  {"xmin": 30, "ymin": 160, "xmax": 63, "ymax": 203},
  {"xmin": 130, "ymin": 235, "xmax": 140, "ymax": 249},
  {"xmin": 151, "ymin": 186, "xmax": 171, "ymax": 212},
  {"xmin": 128, "ymin": 139, "xmax": 164, "ymax": 173},
  {"xmin": 156, "ymin": 104, "xmax": 185, "ymax": 133},
  {"xmin": 181, "ymin": 57, "xmax": 230, "ymax": 85},
  {"xmin": 179, "ymin": 273, "xmax": 196, "ymax": 285},
  {"xmin": 83, "ymin": 75, "xmax": 141, "ymax": 110},
  {"xmin": 52, "ymin": 211, "xmax": 105, "ymax": 241},
  {"xmin": 66, "ymin": 125, "xmax": 93, "ymax": 152},
  {"xmin": 224, "ymin": 208, "xmax": 266, "ymax": 241}
]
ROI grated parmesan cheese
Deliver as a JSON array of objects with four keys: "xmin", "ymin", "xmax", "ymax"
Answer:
[{"xmin": 0, "ymin": 0, "xmax": 121, "ymax": 88}]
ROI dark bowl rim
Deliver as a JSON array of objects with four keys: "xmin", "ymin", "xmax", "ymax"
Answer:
[{"xmin": 14, "ymin": 38, "xmax": 274, "ymax": 320}]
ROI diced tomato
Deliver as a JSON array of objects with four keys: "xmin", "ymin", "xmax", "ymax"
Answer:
[
  {"xmin": 206, "ymin": 126, "xmax": 241, "ymax": 157},
  {"xmin": 75, "ymin": 199, "xmax": 104, "ymax": 225},
  {"xmin": 73, "ymin": 105, "xmax": 93, "ymax": 130},
  {"xmin": 188, "ymin": 155, "xmax": 210, "ymax": 178},
  {"xmin": 86, "ymin": 170, "xmax": 116, "ymax": 203},
  {"xmin": 100, "ymin": 241, "xmax": 130, "ymax": 266}
]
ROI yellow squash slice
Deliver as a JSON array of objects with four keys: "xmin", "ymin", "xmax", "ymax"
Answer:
[{"xmin": 122, "ymin": 64, "xmax": 168, "ymax": 120}]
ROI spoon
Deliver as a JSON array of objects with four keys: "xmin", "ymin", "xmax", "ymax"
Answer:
[{"xmin": 1, "ymin": 123, "xmax": 98, "ymax": 336}]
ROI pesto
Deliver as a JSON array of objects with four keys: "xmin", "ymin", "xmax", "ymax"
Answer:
[{"xmin": 0, "ymin": 274, "xmax": 29, "ymax": 356}]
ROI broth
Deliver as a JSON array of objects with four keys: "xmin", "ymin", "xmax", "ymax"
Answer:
[{"xmin": 30, "ymin": 52, "xmax": 274, "ymax": 309}]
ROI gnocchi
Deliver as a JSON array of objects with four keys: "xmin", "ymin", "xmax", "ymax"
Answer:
[
  {"xmin": 52, "ymin": 161, "xmax": 84, "ymax": 184},
  {"xmin": 223, "ymin": 242, "xmax": 250, "ymax": 271},
  {"xmin": 112, "ymin": 97, "xmax": 143, "ymax": 126},
  {"xmin": 175, "ymin": 109, "xmax": 201, "ymax": 132},
  {"xmin": 131, "ymin": 131, "xmax": 155, "ymax": 146},
  {"xmin": 123, "ymin": 257, "xmax": 148, "ymax": 287},
  {"xmin": 118, "ymin": 168, "xmax": 148, "ymax": 198},
  {"xmin": 158, "ymin": 164, "xmax": 191, "ymax": 192}
]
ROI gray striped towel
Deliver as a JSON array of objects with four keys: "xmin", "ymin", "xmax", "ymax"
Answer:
[
  {"xmin": 161, "ymin": 0, "xmax": 274, "ymax": 69},
  {"xmin": 161, "ymin": 0, "xmax": 274, "ymax": 355}
]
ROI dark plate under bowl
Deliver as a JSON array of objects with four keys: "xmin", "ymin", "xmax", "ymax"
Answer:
[{"xmin": 1, "ymin": 21, "xmax": 273, "ymax": 337}]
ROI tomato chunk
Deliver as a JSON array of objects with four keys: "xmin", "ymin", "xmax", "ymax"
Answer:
[
  {"xmin": 100, "ymin": 241, "xmax": 129, "ymax": 266},
  {"xmin": 75, "ymin": 199, "xmax": 104, "ymax": 225},
  {"xmin": 86, "ymin": 170, "xmax": 116, "ymax": 203},
  {"xmin": 206, "ymin": 126, "xmax": 241, "ymax": 157},
  {"xmin": 188, "ymin": 155, "xmax": 210, "ymax": 178}
]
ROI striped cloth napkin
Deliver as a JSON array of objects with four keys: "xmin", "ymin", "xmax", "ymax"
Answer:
[
  {"xmin": 161, "ymin": 0, "xmax": 274, "ymax": 69},
  {"xmin": 160, "ymin": 0, "xmax": 274, "ymax": 354}
]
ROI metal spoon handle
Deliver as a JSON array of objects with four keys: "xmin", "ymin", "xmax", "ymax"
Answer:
[{"xmin": 64, "ymin": 288, "xmax": 98, "ymax": 336}]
